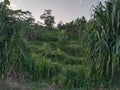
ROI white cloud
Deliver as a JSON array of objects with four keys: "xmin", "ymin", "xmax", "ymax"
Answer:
[{"xmin": 9, "ymin": 1, "xmax": 17, "ymax": 9}]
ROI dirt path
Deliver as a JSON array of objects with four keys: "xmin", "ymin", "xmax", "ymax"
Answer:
[
  {"xmin": 0, "ymin": 81, "xmax": 30, "ymax": 90},
  {"xmin": 0, "ymin": 81, "xmax": 61, "ymax": 90}
]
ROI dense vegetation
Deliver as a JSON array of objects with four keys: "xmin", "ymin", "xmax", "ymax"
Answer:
[{"xmin": 0, "ymin": 0, "xmax": 120, "ymax": 89}]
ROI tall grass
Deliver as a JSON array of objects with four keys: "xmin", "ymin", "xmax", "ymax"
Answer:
[
  {"xmin": 88, "ymin": 0, "xmax": 120, "ymax": 78},
  {"xmin": 63, "ymin": 65, "xmax": 89, "ymax": 89},
  {"xmin": 30, "ymin": 54, "xmax": 63, "ymax": 81},
  {"xmin": 0, "ymin": 1, "xmax": 30, "ymax": 79},
  {"xmin": 29, "ymin": 54, "xmax": 89, "ymax": 89}
]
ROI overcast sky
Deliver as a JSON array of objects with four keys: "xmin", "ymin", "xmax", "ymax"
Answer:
[{"xmin": 1, "ymin": 0, "xmax": 105, "ymax": 24}]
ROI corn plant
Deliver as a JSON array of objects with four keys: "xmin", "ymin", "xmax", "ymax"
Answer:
[{"xmin": 88, "ymin": 0, "xmax": 120, "ymax": 78}]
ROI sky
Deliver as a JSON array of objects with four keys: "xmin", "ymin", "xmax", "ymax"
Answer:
[{"xmin": 1, "ymin": 0, "xmax": 105, "ymax": 24}]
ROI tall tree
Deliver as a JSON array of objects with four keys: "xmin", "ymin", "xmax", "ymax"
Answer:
[{"xmin": 40, "ymin": 9, "xmax": 55, "ymax": 29}]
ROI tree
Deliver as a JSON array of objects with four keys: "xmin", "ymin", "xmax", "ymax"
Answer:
[
  {"xmin": 57, "ymin": 17, "xmax": 87, "ymax": 40},
  {"xmin": 40, "ymin": 9, "xmax": 55, "ymax": 29},
  {"xmin": 57, "ymin": 21, "xmax": 63, "ymax": 29}
]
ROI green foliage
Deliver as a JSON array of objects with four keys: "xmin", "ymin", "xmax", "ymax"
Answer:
[
  {"xmin": 30, "ymin": 54, "xmax": 63, "ymax": 81},
  {"xmin": 40, "ymin": 9, "xmax": 55, "ymax": 28},
  {"xmin": 29, "ymin": 54, "xmax": 89, "ymax": 89},
  {"xmin": 57, "ymin": 30, "xmax": 68, "ymax": 43},
  {"xmin": 88, "ymin": 0, "xmax": 120, "ymax": 78},
  {"xmin": 0, "ymin": 1, "xmax": 31, "ymax": 79},
  {"xmin": 63, "ymin": 65, "xmax": 89, "ymax": 88},
  {"xmin": 4, "ymin": 0, "xmax": 10, "ymax": 5},
  {"xmin": 1, "ymin": 0, "xmax": 120, "ymax": 89},
  {"xmin": 57, "ymin": 17, "xmax": 87, "ymax": 41},
  {"xmin": 38, "ymin": 30, "xmax": 58, "ymax": 41}
]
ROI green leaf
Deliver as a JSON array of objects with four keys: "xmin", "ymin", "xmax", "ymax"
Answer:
[
  {"xmin": 13, "ymin": 10, "xmax": 22, "ymax": 14},
  {"xmin": 4, "ymin": 0, "xmax": 10, "ymax": 5},
  {"xmin": 6, "ymin": 10, "xmax": 22, "ymax": 16}
]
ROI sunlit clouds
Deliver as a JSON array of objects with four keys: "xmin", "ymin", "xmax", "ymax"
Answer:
[{"xmin": 9, "ymin": 1, "xmax": 17, "ymax": 9}]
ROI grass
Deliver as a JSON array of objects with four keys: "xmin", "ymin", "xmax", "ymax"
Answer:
[
  {"xmin": 88, "ymin": 0, "xmax": 120, "ymax": 78},
  {"xmin": 26, "ymin": 41, "xmax": 90, "ymax": 89},
  {"xmin": 27, "ymin": 31, "xmax": 120, "ymax": 89}
]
